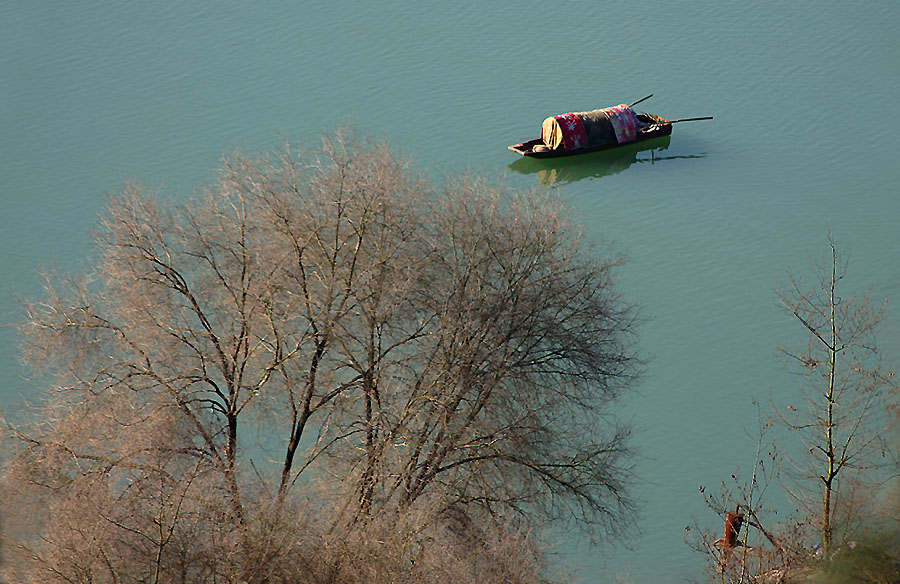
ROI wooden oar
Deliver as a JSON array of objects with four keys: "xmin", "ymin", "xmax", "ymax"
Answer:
[
  {"xmin": 629, "ymin": 94, "xmax": 653, "ymax": 107},
  {"xmin": 667, "ymin": 116, "xmax": 713, "ymax": 123}
]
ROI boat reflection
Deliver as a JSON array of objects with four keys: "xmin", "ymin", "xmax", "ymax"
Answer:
[{"xmin": 507, "ymin": 136, "xmax": 705, "ymax": 186}]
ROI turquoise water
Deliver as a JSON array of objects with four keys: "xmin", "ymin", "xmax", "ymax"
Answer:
[{"xmin": 3, "ymin": 2, "xmax": 899, "ymax": 582}]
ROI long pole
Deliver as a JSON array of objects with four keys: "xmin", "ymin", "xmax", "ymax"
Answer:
[
  {"xmin": 667, "ymin": 116, "xmax": 714, "ymax": 123},
  {"xmin": 629, "ymin": 94, "xmax": 653, "ymax": 107}
]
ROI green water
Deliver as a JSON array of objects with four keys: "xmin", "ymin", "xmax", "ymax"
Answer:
[{"xmin": 3, "ymin": 2, "xmax": 899, "ymax": 581}]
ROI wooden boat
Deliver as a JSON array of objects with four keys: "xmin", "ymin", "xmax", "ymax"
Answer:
[
  {"xmin": 509, "ymin": 113, "xmax": 672, "ymax": 159},
  {"xmin": 508, "ymin": 95, "xmax": 710, "ymax": 159}
]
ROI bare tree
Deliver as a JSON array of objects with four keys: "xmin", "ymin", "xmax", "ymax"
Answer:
[
  {"xmin": 688, "ymin": 236, "xmax": 897, "ymax": 583},
  {"xmin": 2, "ymin": 131, "xmax": 641, "ymax": 582},
  {"xmin": 776, "ymin": 234, "xmax": 893, "ymax": 555}
]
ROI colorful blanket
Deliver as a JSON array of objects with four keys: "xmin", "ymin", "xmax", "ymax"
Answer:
[
  {"xmin": 606, "ymin": 104, "xmax": 637, "ymax": 144},
  {"xmin": 553, "ymin": 112, "xmax": 589, "ymax": 151}
]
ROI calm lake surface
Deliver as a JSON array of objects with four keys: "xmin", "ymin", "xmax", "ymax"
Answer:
[{"xmin": 3, "ymin": 2, "xmax": 899, "ymax": 582}]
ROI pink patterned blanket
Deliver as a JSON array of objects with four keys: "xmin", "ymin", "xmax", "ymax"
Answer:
[
  {"xmin": 606, "ymin": 104, "xmax": 637, "ymax": 144},
  {"xmin": 553, "ymin": 112, "xmax": 589, "ymax": 151}
]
